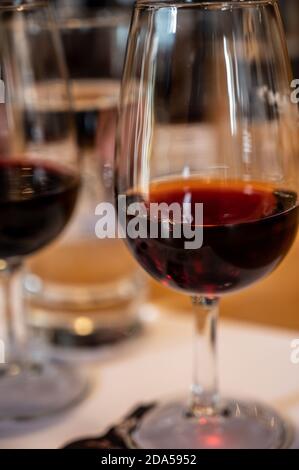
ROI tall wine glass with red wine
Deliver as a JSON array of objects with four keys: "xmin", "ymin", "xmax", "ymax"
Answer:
[
  {"xmin": 115, "ymin": 0, "xmax": 299, "ymax": 448},
  {"xmin": 0, "ymin": 2, "xmax": 85, "ymax": 420}
]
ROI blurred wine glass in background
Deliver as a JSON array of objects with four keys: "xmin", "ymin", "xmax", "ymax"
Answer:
[
  {"xmin": 24, "ymin": 0, "xmax": 148, "ymax": 348},
  {"xmin": 0, "ymin": 1, "xmax": 86, "ymax": 420},
  {"xmin": 115, "ymin": 0, "xmax": 299, "ymax": 448}
]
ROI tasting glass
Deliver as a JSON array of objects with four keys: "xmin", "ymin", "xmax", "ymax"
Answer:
[
  {"xmin": 115, "ymin": 0, "xmax": 299, "ymax": 448},
  {"xmin": 24, "ymin": 0, "xmax": 148, "ymax": 347},
  {"xmin": 0, "ymin": 1, "xmax": 85, "ymax": 420}
]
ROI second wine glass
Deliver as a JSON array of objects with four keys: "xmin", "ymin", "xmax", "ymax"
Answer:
[{"xmin": 0, "ymin": 1, "xmax": 85, "ymax": 420}]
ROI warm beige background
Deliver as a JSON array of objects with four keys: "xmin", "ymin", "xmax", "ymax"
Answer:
[{"xmin": 150, "ymin": 235, "xmax": 299, "ymax": 332}]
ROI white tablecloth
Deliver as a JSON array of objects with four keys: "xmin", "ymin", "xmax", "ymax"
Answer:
[{"xmin": 0, "ymin": 308, "xmax": 298, "ymax": 449}]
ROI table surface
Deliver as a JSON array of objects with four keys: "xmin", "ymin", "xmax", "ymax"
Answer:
[{"xmin": 0, "ymin": 309, "xmax": 298, "ymax": 449}]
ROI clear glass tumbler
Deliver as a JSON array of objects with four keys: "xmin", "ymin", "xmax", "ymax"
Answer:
[
  {"xmin": 0, "ymin": 0, "xmax": 86, "ymax": 421},
  {"xmin": 25, "ymin": 0, "xmax": 147, "ymax": 348}
]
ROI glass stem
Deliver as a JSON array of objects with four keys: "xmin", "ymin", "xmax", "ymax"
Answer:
[
  {"xmin": 0, "ymin": 257, "xmax": 27, "ymax": 365},
  {"xmin": 188, "ymin": 296, "xmax": 219, "ymax": 417}
]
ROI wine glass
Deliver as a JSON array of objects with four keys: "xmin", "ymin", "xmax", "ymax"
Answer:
[
  {"xmin": 115, "ymin": 0, "xmax": 299, "ymax": 449},
  {"xmin": 0, "ymin": 1, "xmax": 85, "ymax": 420}
]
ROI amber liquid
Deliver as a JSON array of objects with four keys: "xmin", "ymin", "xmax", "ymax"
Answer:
[{"xmin": 125, "ymin": 179, "xmax": 299, "ymax": 295}]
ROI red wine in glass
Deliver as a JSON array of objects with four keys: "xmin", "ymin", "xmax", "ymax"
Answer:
[
  {"xmin": 0, "ymin": 161, "xmax": 79, "ymax": 258},
  {"xmin": 125, "ymin": 178, "xmax": 299, "ymax": 295}
]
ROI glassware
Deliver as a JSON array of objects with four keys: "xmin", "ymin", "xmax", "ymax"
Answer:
[
  {"xmin": 0, "ymin": 1, "xmax": 86, "ymax": 420},
  {"xmin": 25, "ymin": 0, "xmax": 147, "ymax": 347},
  {"xmin": 115, "ymin": 0, "xmax": 299, "ymax": 448},
  {"xmin": 279, "ymin": 0, "xmax": 299, "ymax": 78}
]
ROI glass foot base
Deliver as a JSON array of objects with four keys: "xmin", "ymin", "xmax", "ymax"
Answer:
[
  {"xmin": 0, "ymin": 360, "xmax": 88, "ymax": 421},
  {"xmin": 130, "ymin": 399, "xmax": 293, "ymax": 449},
  {"xmin": 32, "ymin": 319, "xmax": 142, "ymax": 348}
]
